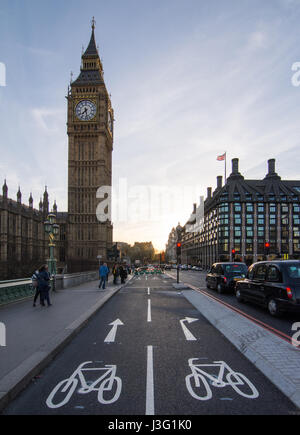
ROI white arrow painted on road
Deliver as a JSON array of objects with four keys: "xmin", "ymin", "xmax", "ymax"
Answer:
[
  {"xmin": 104, "ymin": 319, "xmax": 124, "ymax": 343},
  {"xmin": 180, "ymin": 317, "xmax": 198, "ymax": 341}
]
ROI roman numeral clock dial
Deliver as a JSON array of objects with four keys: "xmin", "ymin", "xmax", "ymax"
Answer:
[{"xmin": 75, "ymin": 100, "xmax": 97, "ymax": 121}]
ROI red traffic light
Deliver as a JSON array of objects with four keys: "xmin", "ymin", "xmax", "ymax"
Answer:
[
  {"xmin": 265, "ymin": 243, "xmax": 270, "ymax": 248},
  {"xmin": 232, "ymin": 249, "xmax": 236, "ymax": 254},
  {"xmin": 177, "ymin": 243, "xmax": 182, "ymax": 248}
]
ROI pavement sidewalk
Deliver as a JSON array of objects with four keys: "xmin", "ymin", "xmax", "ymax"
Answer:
[{"xmin": 0, "ymin": 274, "xmax": 132, "ymax": 411}]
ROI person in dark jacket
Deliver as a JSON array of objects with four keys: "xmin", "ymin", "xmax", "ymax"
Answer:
[
  {"xmin": 119, "ymin": 265, "xmax": 127, "ymax": 284},
  {"xmin": 38, "ymin": 265, "xmax": 52, "ymax": 307}
]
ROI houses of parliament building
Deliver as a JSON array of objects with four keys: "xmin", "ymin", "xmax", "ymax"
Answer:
[{"xmin": 0, "ymin": 21, "xmax": 113, "ymax": 279}]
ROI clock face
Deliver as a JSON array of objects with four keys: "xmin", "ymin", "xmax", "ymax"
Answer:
[{"xmin": 75, "ymin": 100, "xmax": 96, "ymax": 121}]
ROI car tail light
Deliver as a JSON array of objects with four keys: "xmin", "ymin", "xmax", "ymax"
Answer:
[{"xmin": 286, "ymin": 287, "xmax": 293, "ymax": 300}]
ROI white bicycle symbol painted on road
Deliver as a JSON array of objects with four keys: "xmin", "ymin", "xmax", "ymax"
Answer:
[
  {"xmin": 46, "ymin": 361, "xmax": 122, "ymax": 409},
  {"xmin": 186, "ymin": 359, "xmax": 259, "ymax": 401}
]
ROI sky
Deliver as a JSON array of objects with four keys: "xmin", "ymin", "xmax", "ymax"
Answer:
[{"xmin": 1, "ymin": 0, "xmax": 300, "ymax": 251}]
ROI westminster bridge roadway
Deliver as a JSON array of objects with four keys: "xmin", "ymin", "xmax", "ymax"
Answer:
[{"xmin": 1, "ymin": 272, "xmax": 299, "ymax": 416}]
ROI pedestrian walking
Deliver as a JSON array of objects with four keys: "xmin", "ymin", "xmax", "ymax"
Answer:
[
  {"xmin": 112, "ymin": 264, "xmax": 119, "ymax": 285},
  {"xmin": 32, "ymin": 269, "xmax": 40, "ymax": 307},
  {"xmin": 119, "ymin": 265, "xmax": 127, "ymax": 284},
  {"xmin": 99, "ymin": 262, "xmax": 109, "ymax": 289},
  {"xmin": 38, "ymin": 265, "xmax": 52, "ymax": 307}
]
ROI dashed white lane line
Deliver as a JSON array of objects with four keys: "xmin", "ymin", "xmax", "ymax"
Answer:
[
  {"xmin": 147, "ymin": 299, "xmax": 152, "ymax": 323},
  {"xmin": 146, "ymin": 345, "xmax": 155, "ymax": 415}
]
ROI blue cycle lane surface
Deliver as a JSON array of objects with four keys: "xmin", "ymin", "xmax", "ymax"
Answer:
[{"xmin": 2, "ymin": 274, "xmax": 298, "ymax": 415}]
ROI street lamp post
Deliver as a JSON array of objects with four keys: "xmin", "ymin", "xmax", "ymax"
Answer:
[{"xmin": 44, "ymin": 213, "xmax": 59, "ymax": 278}]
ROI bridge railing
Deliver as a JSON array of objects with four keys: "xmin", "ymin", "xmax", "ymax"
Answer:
[
  {"xmin": 0, "ymin": 271, "xmax": 98, "ymax": 307},
  {"xmin": 0, "ymin": 279, "xmax": 41, "ymax": 306}
]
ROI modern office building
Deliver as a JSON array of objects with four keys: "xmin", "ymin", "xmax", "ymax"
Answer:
[{"xmin": 177, "ymin": 158, "xmax": 300, "ymax": 268}]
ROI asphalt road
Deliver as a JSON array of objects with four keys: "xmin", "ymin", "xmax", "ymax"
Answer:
[
  {"xmin": 2, "ymin": 274, "xmax": 298, "ymax": 416},
  {"xmin": 168, "ymin": 269, "xmax": 300, "ymax": 341}
]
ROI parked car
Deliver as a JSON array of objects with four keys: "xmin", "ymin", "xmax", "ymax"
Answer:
[
  {"xmin": 164, "ymin": 264, "xmax": 172, "ymax": 270},
  {"xmin": 235, "ymin": 260, "xmax": 300, "ymax": 316},
  {"xmin": 206, "ymin": 262, "xmax": 248, "ymax": 294},
  {"xmin": 193, "ymin": 266, "xmax": 203, "ymax": 271}
]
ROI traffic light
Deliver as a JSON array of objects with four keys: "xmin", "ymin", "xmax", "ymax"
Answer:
[
  {"xmin": 265, "ymin": 242, "xmax": 270, "ymax": 256},
  {"xmin": 232, "ymin": 249, "xmax": 236, "ymax": 261},
  {"xmin": 176, "ymin": 242, "xmax": 182, "ymax": 257},
  {"xmin": 107, "ymin": 245, "xmax": 120, "ymax": 261}
]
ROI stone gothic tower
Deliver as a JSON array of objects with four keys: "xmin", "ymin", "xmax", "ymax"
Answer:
[{"xmin": 66, "ymin": 19, "xmax": 113, "ymax": 272}]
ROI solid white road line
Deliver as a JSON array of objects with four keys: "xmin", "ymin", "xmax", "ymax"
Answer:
[
  {"xmin": 146, "ymin": 345, "xmax": 155, "ymax": 415},
  {"xmin": 148, "ymin": 287, "xmax": 150, "ymax": 295}
]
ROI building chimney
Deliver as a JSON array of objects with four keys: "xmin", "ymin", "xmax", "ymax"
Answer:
[
  {"xmin": 217, "ymin": 176, "xmax": 223, "ymax": 190},
  {"xmin": 232, "ymin": 158, "xmax": 239, "ymax": 174},
  {"xmin": 265, "ymin": 158, "xmax": 280, "ymax": 179},
  {"xmin": 268, "ymin": 159, "xmax": 276, "ymax": 175},
  {"xmin": 207, "ymin": 187, "xmax": 212, "ymax": 199}
]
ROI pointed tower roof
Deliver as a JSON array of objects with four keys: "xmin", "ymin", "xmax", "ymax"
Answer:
[
  {"xmin": 82, "ymin": 18, "xmax": 98, "ymax": 58},
  {"xmin": 17, "ymin": 186, "xmax": 22, "ymax": 203},
  {"xmin": 72, "ymin": 18, "xmax": 104, "ymax": 86},
  {"xmin": 2, "ymin": 179, "xmax": 8, "ymax": 198},
  {"xmin": 53, "ymin": 200, "xmax": 58, "ymax": 213},
  {"xmin": 29, "ymin": 192, "xmax": 33, "ymax": 208}
]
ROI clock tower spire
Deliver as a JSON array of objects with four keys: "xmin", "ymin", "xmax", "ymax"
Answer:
[{"xmin": 66, "ymin": 19, "xmax": 113, "ymax": 272}]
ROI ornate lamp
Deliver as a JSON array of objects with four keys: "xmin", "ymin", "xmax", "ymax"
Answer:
[{"xmin": 44, "ymin": 213, "xmax": 60, "ymax": 277}]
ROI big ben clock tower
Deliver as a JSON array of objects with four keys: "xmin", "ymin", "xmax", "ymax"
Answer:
[{"xmin": 66, "ymin": 19, "xmax": 113, "ymax": 272}]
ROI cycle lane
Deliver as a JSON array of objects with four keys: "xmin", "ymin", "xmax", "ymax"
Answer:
[
  {"xmin": 144, "ymin": 283, "xmax": 297, "ymax": 415},
  {"xmin": 2, "ymin": 275, "xmax": 298, "ymax": 415}
]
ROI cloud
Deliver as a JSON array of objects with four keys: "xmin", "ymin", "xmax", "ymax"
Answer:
[
  {"xmin": 247, "ymin": 31, "xmax": 268, "ymax": 51},
  {"xmin": 31, "ymin": 107, "xmax": 65, "ymax": 133}
]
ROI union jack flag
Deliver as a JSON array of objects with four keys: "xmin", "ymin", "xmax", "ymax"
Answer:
[{"xmin": 217, "ymin": 153, "xmax": 226, "ymax": 161}]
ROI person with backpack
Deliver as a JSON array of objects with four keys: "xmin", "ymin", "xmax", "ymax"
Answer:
[
  {"xmin": 38, "ymin": 265, "xmax": 52, "ymax": 307},
  {"xmin": 32, "ymin": 269, "xmax": 40, "ymax": 307}
]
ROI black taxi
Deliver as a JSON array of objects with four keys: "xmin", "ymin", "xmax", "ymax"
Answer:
[
  {"xmin": 206, "ymin": 262, "xmax": 248, "ymax": 294},
  {"xmin": 235, "ymin": 260, "xmax": 300, "ymax": 316}
]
